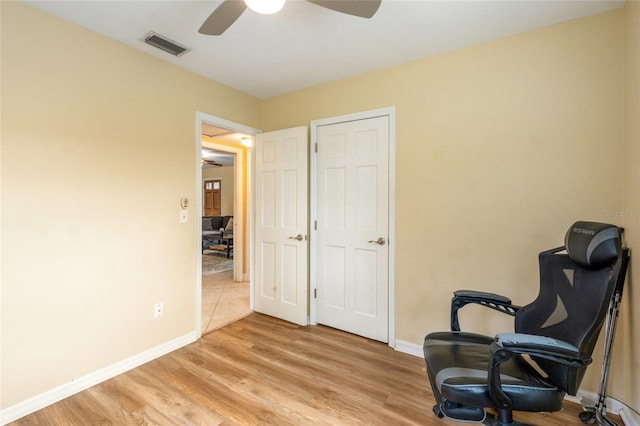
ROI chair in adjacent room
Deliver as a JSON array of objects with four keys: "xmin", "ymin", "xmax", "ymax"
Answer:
[{"xmin": 423, "ymin": 221, "xmax": 630, "ymax": 426}]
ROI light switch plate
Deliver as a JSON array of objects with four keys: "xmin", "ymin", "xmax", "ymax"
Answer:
[{"xmin": 179, "ymin": 210, "xmax": 188, "ymax": 223}]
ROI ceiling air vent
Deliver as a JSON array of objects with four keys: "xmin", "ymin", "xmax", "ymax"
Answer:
[{"xmin": 143, "ymin": 32, "xmax": 190, "ymax": 57}]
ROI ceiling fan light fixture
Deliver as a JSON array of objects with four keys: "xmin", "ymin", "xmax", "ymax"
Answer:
[{"xmin": 244, "ymin": 0, "xmax": 285, "ymax": 15}]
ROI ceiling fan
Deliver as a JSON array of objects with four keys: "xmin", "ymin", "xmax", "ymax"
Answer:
[
  {"xmin": 199, "ymin": 0, "xmax": 382, "ymax": 36},
  {"xmin": 202, "ymin": 159, "xmax": 223, "ymax": 166}
]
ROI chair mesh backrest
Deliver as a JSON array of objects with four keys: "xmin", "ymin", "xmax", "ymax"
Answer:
[{"xmin": 514, "ymin": 222, "xmax": 621, "ymax": 395}]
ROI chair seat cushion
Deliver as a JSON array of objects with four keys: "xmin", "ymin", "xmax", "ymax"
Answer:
[{"xmin": 424, "ymin": 331, "xmax": 565, "ymax": 413}]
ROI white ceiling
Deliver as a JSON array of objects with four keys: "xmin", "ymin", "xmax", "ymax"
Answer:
[
  {"xmin": 201, "ymin": 124, "xmax": 243, "ymax": 167},
  {"xmin": 27, "ymin": 0, "xmax": 622, "ymax": 100},
  {"xmin": 202, "ymin": 146, "xmax": 235, "ymax": 167}
]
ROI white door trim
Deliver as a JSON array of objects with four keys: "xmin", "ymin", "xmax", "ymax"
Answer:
[
  {"xmin": 195, "ymin": 112, "xmax": 261, "ymax": 337},
  {"xmin": 309, "ymin": 106, "xmax": 397, "ymax": 347}
]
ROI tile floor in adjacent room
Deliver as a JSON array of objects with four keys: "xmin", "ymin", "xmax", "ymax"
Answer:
[{"xmin": 201, "ymin": 269, "xmax": 251, "ymax": 335}]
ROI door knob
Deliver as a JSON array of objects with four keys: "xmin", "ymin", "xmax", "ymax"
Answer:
[
  {"xmin": 368, "ymin": 237, "xmax": 386, "ymax": 246},
  {"xmin": 289, "ymin": 234, "xmax": 304, "ymax": 241}
]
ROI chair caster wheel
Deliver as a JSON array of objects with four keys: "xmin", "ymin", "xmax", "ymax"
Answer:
[
  {"xmin": 433, "ymin": 404, "xmax": 444, "ymax": 418},
  {"xmin": 579, "ymin": 410, "xmax": 597, "ymax": 425}
]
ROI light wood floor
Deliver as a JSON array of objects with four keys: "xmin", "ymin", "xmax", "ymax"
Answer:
[{"xmin": 11, "ymin": 314, "xmax": 611, "ymax": 425}]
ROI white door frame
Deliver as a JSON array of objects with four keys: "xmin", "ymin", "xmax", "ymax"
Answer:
[
  {"xmin": 195, "ymin": 112, "xmax": 260, "ymax": 336},
  {"xmin": 309, "ymin": 106, "xmax": 397, "ymax": 347}
]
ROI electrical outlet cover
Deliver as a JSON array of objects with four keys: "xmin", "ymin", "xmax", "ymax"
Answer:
[{"xmin": 154, "ymin": 302, "xmax": 164, "ymax": 318}]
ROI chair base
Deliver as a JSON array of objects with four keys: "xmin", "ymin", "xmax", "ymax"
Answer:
[
  {"xmin": 434, "ymin": 402, "xmax": 485, "ymax": 423},
  {"xmin": 433, "ymin": 404, "xmax": 533, "ymax": 426},
  {"xmin": 579, "ymin": 408, "xmax": 619, "ymax": 426},
  {"xmin": 483, "ymin": 412, "xmax": 531, "ymax": 426}
]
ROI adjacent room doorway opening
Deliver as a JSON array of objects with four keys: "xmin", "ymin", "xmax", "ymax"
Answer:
[
  {"xmin": 196, "ymin": 112, "xmax": 260, "ymax": 336},
  {"xmin": 201, "ymin": 149, "xmax": 246, "ymax": 335}
]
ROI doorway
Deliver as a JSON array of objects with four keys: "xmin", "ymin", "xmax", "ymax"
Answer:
[
  {"xmin": 201, "ymin": 149, "xmax": 248, "ymax": 334},
  {"xmin": 196, "ymin": 112, "xmax": 260, "ymax": 336},
  {"xmin": 196, "ymin": 108, "xmax": 395, "ymax": 345}
]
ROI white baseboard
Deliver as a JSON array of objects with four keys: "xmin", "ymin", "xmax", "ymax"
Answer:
[
  {"xmin": 394, "ymin": 339, "xmax": 423, "ymax": 358},
  {"xmin": 620, "ymin": 406, "xmax": 640, "ymax": 426},
  {"xmin": 396, "ymin": 340, "xmax": 639, "ymax": 426},
  {"xmin": 568, "ymin": 391, "xmax": 640, "ymax": 426},
  {"xmin": 0, "ymin": 331, "xmax": 198, "ymax": 425}
]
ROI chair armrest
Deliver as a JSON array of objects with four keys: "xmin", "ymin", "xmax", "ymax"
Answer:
[
  {"xmin": 486, "ymin": 333, "xmax": 592, "ymax": 411},
  {"xmin": 450, "ymin": 290, "xmax": 520, "ymax": 332},
  {"xmin": 495, "ymin": 333, "xmax": 590, "ymax": 364}
]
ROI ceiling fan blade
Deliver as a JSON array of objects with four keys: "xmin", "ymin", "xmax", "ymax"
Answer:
[
  {"xmin": 306, "ymin": 0, "xmax": 381, "ymax": 19},
  {"xmin": 198, "ymin": 0, "xmax": 247, "ymax": 36}
]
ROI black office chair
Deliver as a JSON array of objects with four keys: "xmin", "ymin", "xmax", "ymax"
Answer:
[{"xmin": 423, "ymin": 221, "xmax": 630, "ymax": 426}]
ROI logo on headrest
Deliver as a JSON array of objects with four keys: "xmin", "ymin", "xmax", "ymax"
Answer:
[{"xmin": 573, "ymin": 227, "xmax": 596, "ymax": 236}]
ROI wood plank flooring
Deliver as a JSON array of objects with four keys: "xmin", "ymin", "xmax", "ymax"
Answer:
[{"xmin": 11, "ymin": 314, "xmax": 610, "ymax": 425}]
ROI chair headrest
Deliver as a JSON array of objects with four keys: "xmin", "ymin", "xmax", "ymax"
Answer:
[{"xmin": 565, "ymin": 221, "xmax": 621, "ymax": 268}]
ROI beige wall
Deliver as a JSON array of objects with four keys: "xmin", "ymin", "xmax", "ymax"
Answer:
[
  {"xmin": 623, "ymin": 0, "xmax": 640, "ymax": 411},
  {"xmin": 0, "ymin": 2, "xmax": 260, "ymax": 409},
  {"xmin": 263, "ymin": 9, "xmax": 627, "ymax": 398},
  {"xmin": 203, "ymin": 166, "xmax": 235, "ymax": 217}
]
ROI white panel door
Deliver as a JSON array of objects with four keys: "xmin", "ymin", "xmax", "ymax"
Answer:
[
  {"xmin": 254, "ymin": 126, "xmax": 308, "ymax": 326},
  {"xmin": 315, "ymin": 116, "xmax": 389, "ymax": 342}
]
